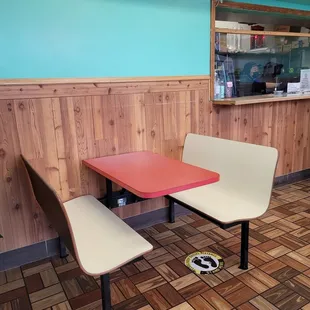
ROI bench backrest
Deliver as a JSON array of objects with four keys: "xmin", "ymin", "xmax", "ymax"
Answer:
[
  {"xmin": 21, "ymin": 155, "xmax": 76, "ymax": 258},
  {"xmin": 183, "ymin": 134, "xmax": 278, "ymax": 211}
]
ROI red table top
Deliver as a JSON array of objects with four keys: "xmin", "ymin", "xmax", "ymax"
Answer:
[{"xmin": 83, "ymin": 152, "xmax": 220, "ymax": 199}]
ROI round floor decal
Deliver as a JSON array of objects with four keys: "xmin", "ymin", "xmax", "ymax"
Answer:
[{"xmin": 185, "ymin": 251, "xmax": 224, "ymax": 274}]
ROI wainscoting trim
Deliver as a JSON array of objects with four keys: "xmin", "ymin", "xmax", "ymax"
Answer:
[{"xmin": 0, "ymin": 76, "xmax": 210, "ymax": 99}]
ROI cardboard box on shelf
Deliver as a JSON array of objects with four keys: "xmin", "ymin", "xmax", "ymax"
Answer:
[
  {"xmin": 292, "ymin": 41, "xmax": 299, "ymax": 49},
  {"xmin": 215, "ymin": 33, "xmax": 228, "ymax": 52},
  {"xmin": 276, "ymin": 44, "xmax": 283, "ymax": 52},
  {"xmin": 220, "ymin": 35, "xmax": 228, "ymax": 52},
  {"xmin": 299, "ymin": 37, "xmax": 309, "ymax": 48},
  {"xmin": 275, "ymin": 25, "xmax": 290, "ymax": 32},
  {"xmin": 283, "ymin": 44, "xmax": 292, "ymax": 52}
]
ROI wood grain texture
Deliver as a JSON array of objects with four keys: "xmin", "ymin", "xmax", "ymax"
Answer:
[
  {"xmin": 218, "ymin": 0, "xmax": 310, "ymax": 17},
  {"xmin": 0, "ymin": 78, "xmax": 210, "ymax": 100},
  {"xmin": 215, "ymin": 27, "xmax": 310, "ymax": 38},
  {"xmin": 1, "ymin": 76, "xmax": 310, "ymax": 252},
  {"xmin": 213, "ymin": 94, "xmax": 310, "ymax": 105},
  {"xmin": 0, "ymin": 76, "xmax": 210, "ymax": 86},
  {"xmin": 0, "ymin": 79, "xmax": 208, "ymax": 252}
]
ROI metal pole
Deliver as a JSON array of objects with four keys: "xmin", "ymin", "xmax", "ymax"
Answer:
[
  {"xmin": 100, "ymin": 274, "xmax": 111, "ymax": 310},
  {"xmin": 240, "ymin": 221, "xmax": 249, "ymax": 270}
]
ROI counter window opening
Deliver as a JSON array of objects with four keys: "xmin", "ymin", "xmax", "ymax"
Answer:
[{"xmin": 212, "ymin": 1, "xmax": 310, "ymax": 103}]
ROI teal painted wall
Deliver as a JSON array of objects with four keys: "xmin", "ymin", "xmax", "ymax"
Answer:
[
  {"xmin": 0, "ymin": 0, "xmax": 309, "ymax": 78},
  {"xmin": 0, "ymin": 0, "xmax": 211, "ymax": 78}
]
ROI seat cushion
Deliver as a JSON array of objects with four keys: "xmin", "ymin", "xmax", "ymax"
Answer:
[
  {"xmin": 63, "ymin": 195, "xmax": 153, "ymax": 276},
  {"xmin": 170, "ymin": 183, "xmax": 265, "ymax": 224}
]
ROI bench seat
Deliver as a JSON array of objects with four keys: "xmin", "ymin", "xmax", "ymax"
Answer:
[
  {"xmin": 167, "ymin": 134, "xmax": 278, "ymax": 270},
  {"xmin": 21, "ymin": 155, "xmax": 153, "ymax": 309},
  {"xmin": 64, "ymin": 195, "xmax": 153, "ymax": 276},
  {"xmin": 170, "ymin": 183, "xmax": 264, "ymax": 224}
]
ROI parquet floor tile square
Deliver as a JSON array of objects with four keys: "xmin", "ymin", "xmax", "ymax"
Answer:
[{"xmin": 1, "ymin": 179, "xmax": 310, "ymax": 309}]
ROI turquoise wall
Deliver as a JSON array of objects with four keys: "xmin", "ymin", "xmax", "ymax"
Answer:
[
  {"xmin": 0, "ymin": 0, "xmax": 309, "ymax": 78},
  {"xmin": 0, "ymin": 0, "xmax": 211, "ymax": 78}
]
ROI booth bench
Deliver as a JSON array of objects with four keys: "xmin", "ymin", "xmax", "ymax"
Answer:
[{"xmin": 168, "ymin": 134, "xmax": 278, "ymax": 270}]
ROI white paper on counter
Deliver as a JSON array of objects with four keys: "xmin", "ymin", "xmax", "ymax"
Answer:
[
  {"xmin": 287, "ymin": 82, "xmax": 300, "ymax": 94},
  {"xmin": 300, "ymin": 69, "xmax": 310, "ymax": 92}
]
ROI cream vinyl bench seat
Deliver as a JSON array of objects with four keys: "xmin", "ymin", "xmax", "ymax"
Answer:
[
  {"xmin": 168, "ymin": 134, "xmax": 278, "ymax": 270},
  {"xmin": 21, "ymin": 155, "xmax": 153, "ymax": 310}
]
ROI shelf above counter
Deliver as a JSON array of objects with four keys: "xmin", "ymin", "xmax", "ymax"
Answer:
[{"xmin": 213, "ymin": 93, "xmax": 310, "ymax": 106}]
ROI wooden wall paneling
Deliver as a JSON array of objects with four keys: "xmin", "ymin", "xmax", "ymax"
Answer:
[
  {"xmin": 283, "ymin": 102, "xmax": 296, "ymax": 174},
  {"xmin": 13, "ymin": 99, "xmax": 59, "ymax": 244},
  {"xmin": 261, "ymin": 103, "xmax": 272, "ymax": 147},
  {"xmin": 145, "ymin": 92, "xmax": 164, "ymax": 155},
  {"xmin": 51, "ymin": 98, "xmax": 72, "ymax": 202},
  {"xmin": 303, "ymin": 104, "xmax": 310, "ymax": 171},
  {"xmin": 0, "ymin": 100, "xmax": 54, "ymax": 253},
  {"xmin": 196, "ymin": 89, "xmax": 211, "ymax": 136},
  {"xmin": 272, "ymin": 103, "xmax": 285, "ymax": 175},
  {"xmin": 92, "ymin": 96, "xmax": 104, "ymax": 141},
  {"xmin": 114, "ymin": 95, "xmax": 128, "ymax": 154},
  {"xmin": 252, "ymin": 104, "xmax": 263, "ymax": 145},
  {"xmin": 220, "ymin": 105, "xmax": 230, "ymax": 140},
  {"xmin": 0, "ymin": 100, "xmax": 21, "ymax": 252},
  {"xmin": 162, "ymin": 92, "xmax": 176, "ymax": 142},
  {"xmin": 37, "ymin": 99, "xmax": 62, "ymax": 195},
  {"xmin": 189, "ymin": 91, "xmax": 198, "ymax": 135},
  {"xmin": 1, "ymin": 76, "xmax": 310, "ymax": 253},
  {"xmin": 293, "ymin": 101, "xmax": 309, "ymax": 173},
  {"xmin": 242, "ymin": 105, "xmax": 254, "ymax": 144},
  {"xmin": 131, "ymin": 94, "xmax": 147, "ymax": 152},
  {"xmin": 3, "ymin": 100, "xmax": 32, "ymax": 251},
  {"xmin": 179, "ymin": 91, "xmax": 192, "ymax": 148},
  {"xmin": 300, "ymin": 101, "xmax": 310, "ymax": 173},
  {"xmin": 210, "ymin": 99, "xmax": 310, "ymax": 177},
  {"xmin": 59, "ymin": 97, "xmax": 82, "ymax": 200},
  {"xmin": 14, "ymin": 99, "xmax": 43, "ymax": 160},
  {"xmin": 74, "ymin": 96, "xmax": 97, "ymax": 196},
  {"xmin": 230, "ymin": 105, "xmax": 242, "ymax": 143}
]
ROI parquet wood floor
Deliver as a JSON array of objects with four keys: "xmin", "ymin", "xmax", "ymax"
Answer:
[{"xmin": 1, "ymin": 180, "xmax": 310, "ymax": 309}]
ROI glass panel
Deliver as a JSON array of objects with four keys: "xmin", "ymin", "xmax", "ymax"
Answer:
[{"xmin": 214, "ymin": 33, "xmax": 310, "ymax": 99}]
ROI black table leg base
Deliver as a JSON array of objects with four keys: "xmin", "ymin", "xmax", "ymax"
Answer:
[
  {"xmin": 106, "ymin": 179, "xmax": 113, "ymax": 209},
  {"xmin": 239, "ymin": 221, "xmax": 249, "ymax": 270},
  {"xmin": 169, "ymin": 199, "xmax": 175, "ymax": 223},
  {"xmin": 59, "ymin": 237, "xmax": 68, "ymax": 259},
  {"xmin": 101, "ymin": 274, "xmax": 111, "ymax": 310}
]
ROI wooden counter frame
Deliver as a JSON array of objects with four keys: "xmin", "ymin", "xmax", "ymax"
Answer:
[
  {"xmin": 210, "ymin": 0, "xmax": 310, "ymax": 104},
  {"xmin": 213, "ymin": 93, "xmax": 310, "ymax": 106}
]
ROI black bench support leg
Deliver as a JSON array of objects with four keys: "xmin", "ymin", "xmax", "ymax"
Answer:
[
  {"xmin": 106, "ymin": 179, "xmax": 112, "ymax": 209},
  {"xmin": 169, "ymin": 199, "xmax": 175, "ymax": 223},
  {"xmin": 240, "ymin": 221, "xmax": 249, "ymax": 270},
  {"xmin": 101, "ymin": 274, "xmax": 111, "ymax": 310},
  {"xmin": 59, "ymin": 237, "xmax": 68, "ymax": 259}
]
